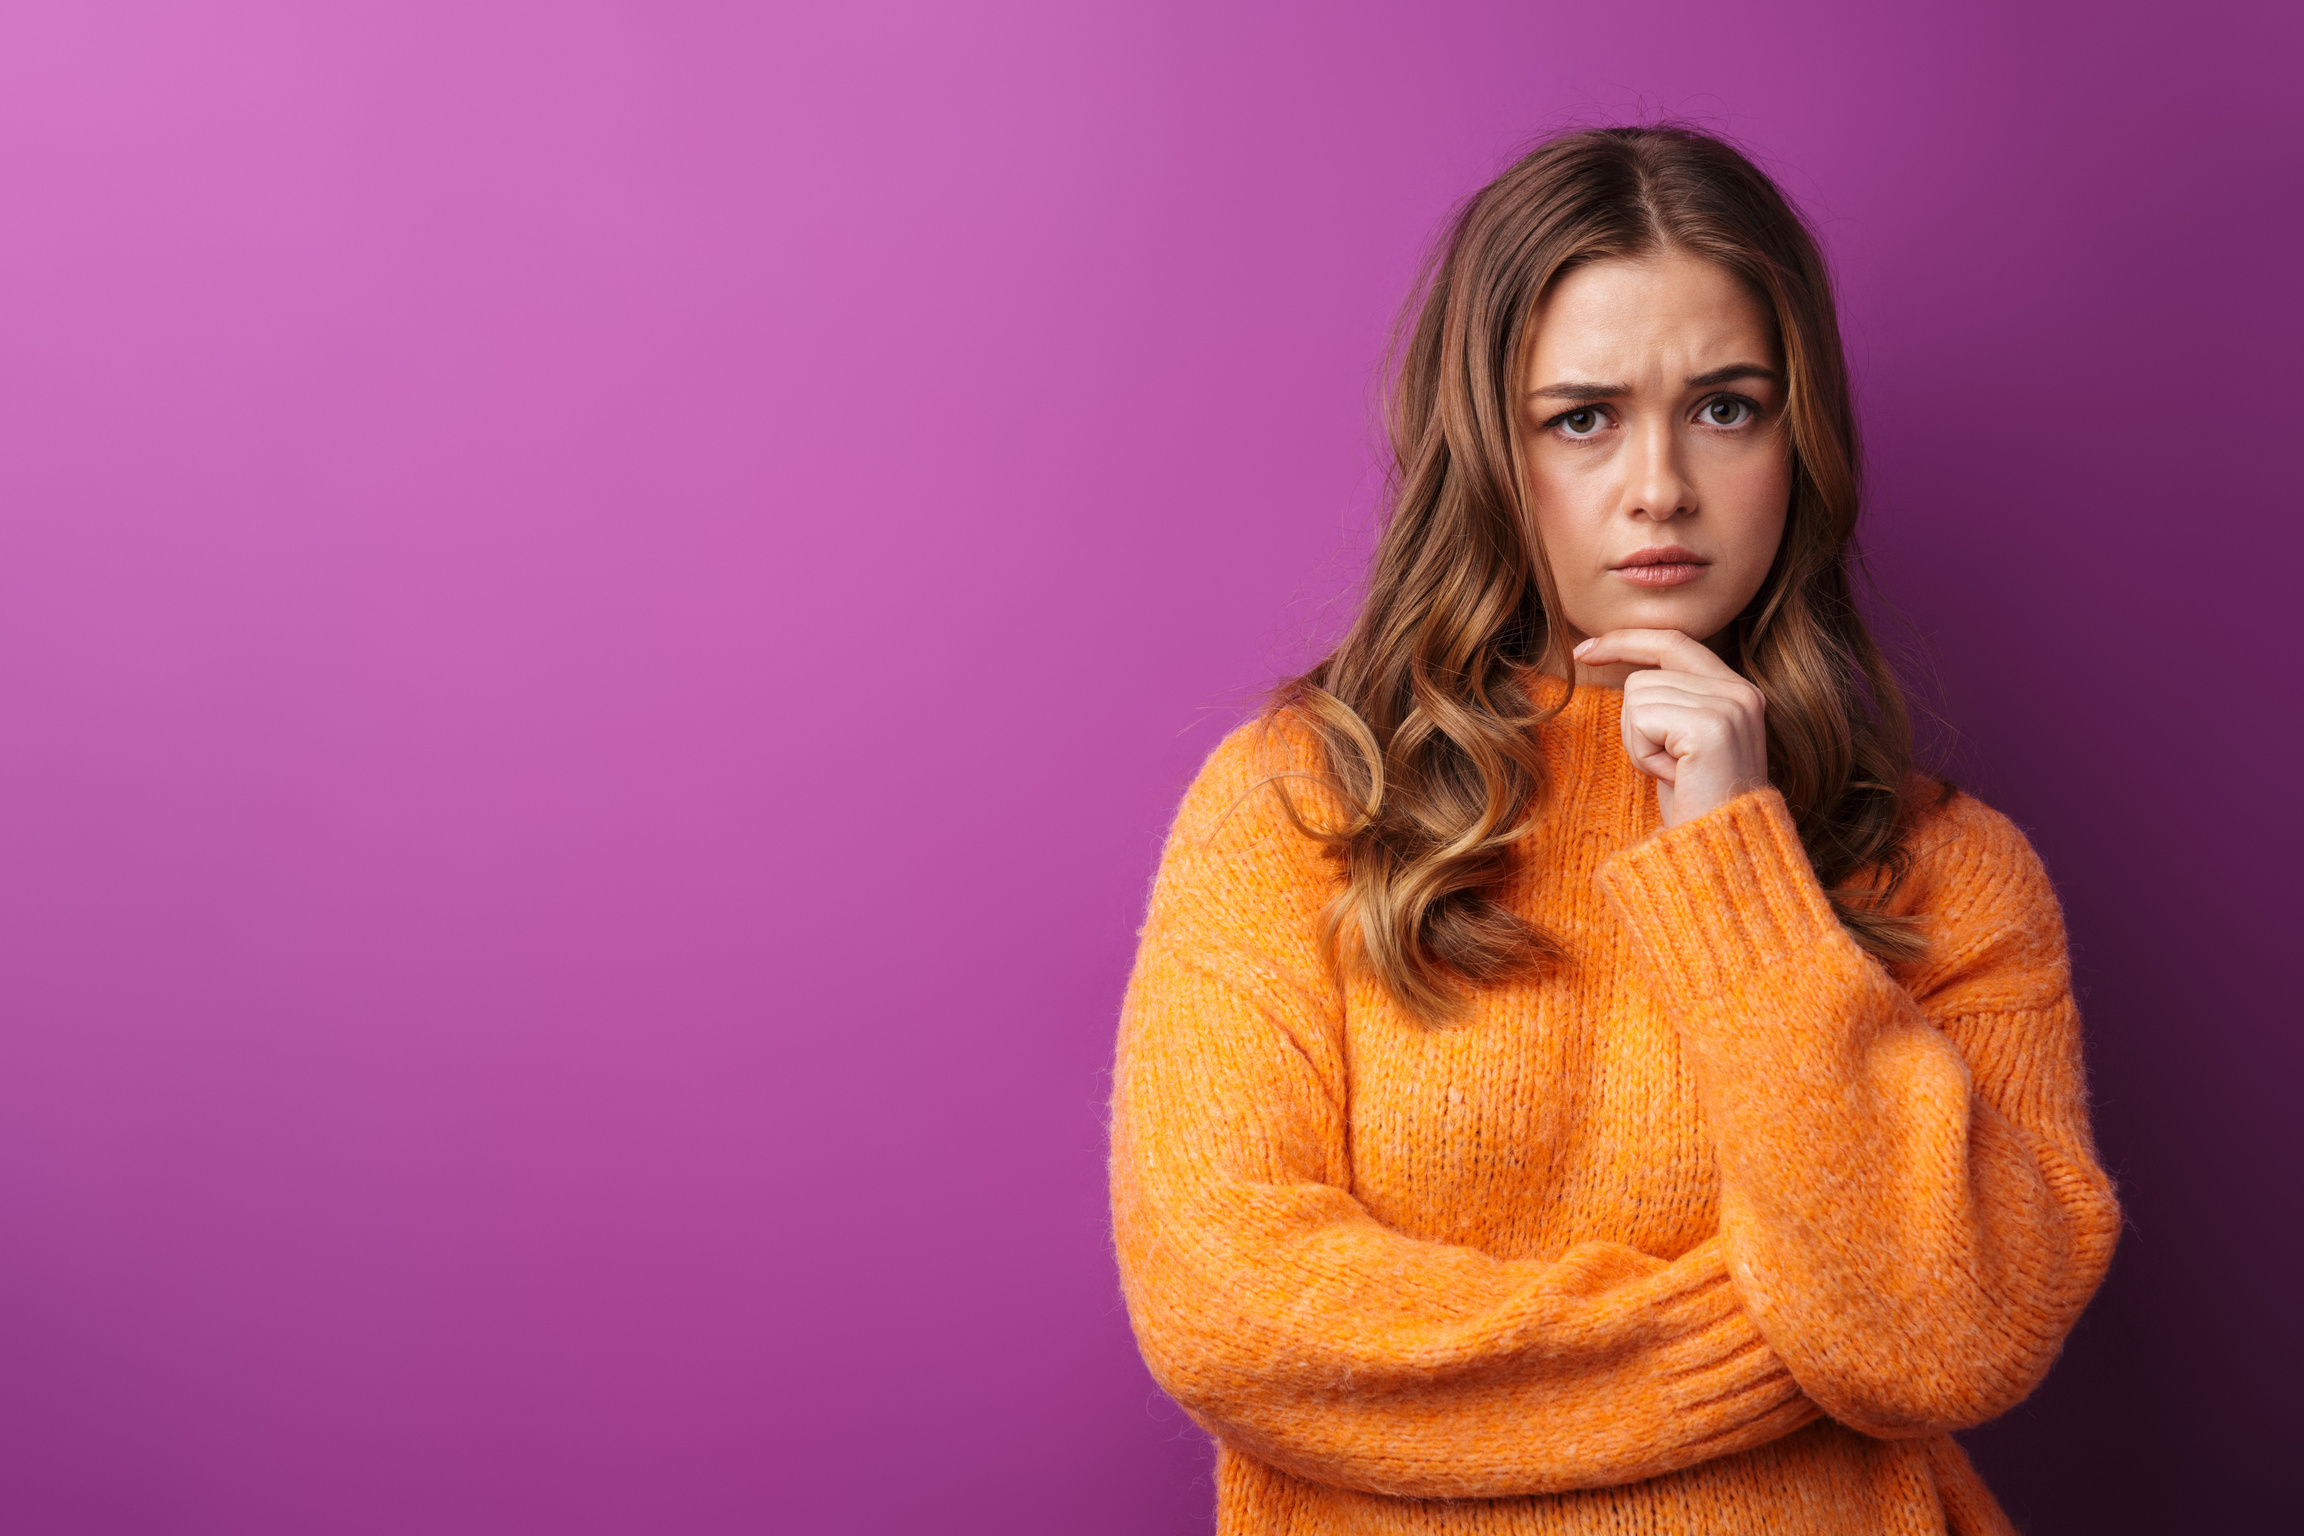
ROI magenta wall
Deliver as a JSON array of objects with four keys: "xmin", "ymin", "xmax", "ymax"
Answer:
[{"xmin": 0, "ymin": 3, "xmax": 2291, "ymax": 1531}]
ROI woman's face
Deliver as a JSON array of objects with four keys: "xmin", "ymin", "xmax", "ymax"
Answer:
[{"xmin": 1519, "ymin": 251, "xmax": 1792, "ymax": 686}]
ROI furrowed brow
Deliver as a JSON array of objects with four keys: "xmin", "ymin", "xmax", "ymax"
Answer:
[
  {"xmin": 1526, "ymin": 381, "xmax": 1627, "ymax": 402},
  {"xmin": 1685, "ymin": 363, "xmax": 1781, "ymax": 388}
]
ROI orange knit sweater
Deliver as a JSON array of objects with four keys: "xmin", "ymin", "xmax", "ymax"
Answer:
[{"xmin": 1108, "ymin": 679, "xmax": 2121, "ymax": 1534}]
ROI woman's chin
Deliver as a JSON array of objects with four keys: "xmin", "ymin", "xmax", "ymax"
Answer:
[{"xmin": 1585, "ymin": 597, "xmax": 1740, "ymax": 644}]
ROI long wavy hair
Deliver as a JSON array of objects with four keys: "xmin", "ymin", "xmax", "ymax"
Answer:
[{"xmin": 1271, "ymin": 125, "xmax": 1944, "ymax": 1023}]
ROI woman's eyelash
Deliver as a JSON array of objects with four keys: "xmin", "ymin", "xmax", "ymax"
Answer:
[
  {"xmin": 1696, "ymin": 392, "xmax": 1765, "ymax": 424},
  {"xmin": 1541, "ymin": 394, "xmax": 1767, "ymax": 435},
  {"xmin": 1543, "ymin": 405, "xmax": 1612, "ymax": 432}
]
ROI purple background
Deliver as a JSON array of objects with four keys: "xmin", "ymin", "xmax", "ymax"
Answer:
[{"xmin": 0, "ymin": 2, "xmax": 2291, "ymax": 1531}]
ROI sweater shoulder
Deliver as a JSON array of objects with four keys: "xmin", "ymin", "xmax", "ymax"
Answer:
[
  {"xmin": 1141, "ymin": 709, "xmax": 1343, "ymax": 948},
  {"xmin": 1900, "ymin": 787, "xmax": 2058, "ymax": 914},
  {"xmin": 1894, "ymin": 787, "xmax": 2071, "ymax": 1013},
  {"xmin": 1167, "ymin": 707, "xmax": 1340, "ymax": 848}
]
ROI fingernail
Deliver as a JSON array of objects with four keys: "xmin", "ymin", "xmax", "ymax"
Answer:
[{"xmin": 1572, "ymin": 639, "xmax": 1593, "ymax": 657}]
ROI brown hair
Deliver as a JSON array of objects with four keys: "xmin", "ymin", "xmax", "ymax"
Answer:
[{"xmin": 1271, "ymin": 124, "xmax": 1944, "ymax": 1023}]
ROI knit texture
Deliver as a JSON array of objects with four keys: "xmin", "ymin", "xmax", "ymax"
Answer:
[{"xmin": 1109, "ymin": 678, "xmax": 2121, "ymax": 1534}]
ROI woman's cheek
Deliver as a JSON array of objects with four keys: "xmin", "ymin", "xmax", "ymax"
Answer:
[
  {"xmin": 1527, "ymin": 478, "xmax": 1612, "ymax": 633},
  {"xmin": 1712, "ymin": 462, "xmax": 1791, "ymax": 594}
]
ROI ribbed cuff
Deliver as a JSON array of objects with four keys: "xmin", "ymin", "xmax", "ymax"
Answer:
[
  {"xmin": 1634, "ymin": 1241, "xmax": 1817, "ymax": 1459},
  {"xmin": 1595, "ymin": 788, "xmax": 1845, "ymax": 1005}
]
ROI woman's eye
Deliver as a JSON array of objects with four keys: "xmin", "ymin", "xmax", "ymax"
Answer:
[
  {"xmin": 1703, "ymin": 398, "xmax": 1754, "ymax": 427},
  {"xmin": 1558, "ymin": 409, "xmax": 1603, "ymax": 437}
]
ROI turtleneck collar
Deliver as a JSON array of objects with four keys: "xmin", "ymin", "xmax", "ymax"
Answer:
[
  {"xmin": 1519, "ymin": 668, "xmax": 1654, "ymax": 830},
  {"xmin": 1520, "ymin": 668, "xmax": 1624, "ymax": 723}
]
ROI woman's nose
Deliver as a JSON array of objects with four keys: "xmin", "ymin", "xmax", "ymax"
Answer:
[{"xmin": 1626, "ymin": 420, "xmax": 1696, "ymax": 521}]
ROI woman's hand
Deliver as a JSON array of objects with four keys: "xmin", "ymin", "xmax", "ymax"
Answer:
[{"xmin": 1572, "ymin": 629, "xmax": 1769, "ymax": 828}]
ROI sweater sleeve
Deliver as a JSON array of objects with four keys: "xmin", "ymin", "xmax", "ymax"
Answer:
[
  {"xmin": 1108, "ymin": 724, "xmax": 1818, "ymax": 1500},
  {"xmin": 1596, "ymin": 787, "xmax": 2122, "ymax": 1440}
]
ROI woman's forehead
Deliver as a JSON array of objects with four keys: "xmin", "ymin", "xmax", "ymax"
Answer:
[{"xmin": 1527, "ymin": 254, "xmax": 1776, "ymax": 382}]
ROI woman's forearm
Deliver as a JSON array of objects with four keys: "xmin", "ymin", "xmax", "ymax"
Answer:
[
  {"xmin": 1599, "ymin": 788, "xmax": 2122, "ymax": 1437},
  {"xmin": 1113, "ymin": 941, "xmax": 1821, "ymax": 1497}
]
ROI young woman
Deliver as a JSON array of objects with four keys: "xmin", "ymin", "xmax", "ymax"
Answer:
[{"xmin": 1107, "ymin": 127, "xmax": 2120, "ymax": 1535}]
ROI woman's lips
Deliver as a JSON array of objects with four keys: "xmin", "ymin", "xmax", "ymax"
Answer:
[{"xmin": 1611, "ymin": 556, "xmax": 1710, "ymax": 588}]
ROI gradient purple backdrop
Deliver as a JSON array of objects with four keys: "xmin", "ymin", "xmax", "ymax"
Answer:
[{"xmin": 0, "ymin": 2, "xmax": 2291, "ymax": 1532}]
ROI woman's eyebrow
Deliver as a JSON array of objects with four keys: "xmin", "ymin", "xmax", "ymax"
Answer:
[
  {"xmin": 1526, "ymin": 381, "xmax": 1626, "ymax": 401},
  {"xmin": 1686, "ymin": 363, "xmax": 1781, "ymax": 387},
  {"xmin": 1528, "ymin": 363, "xmax": 1781, "ymax": 401}
]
